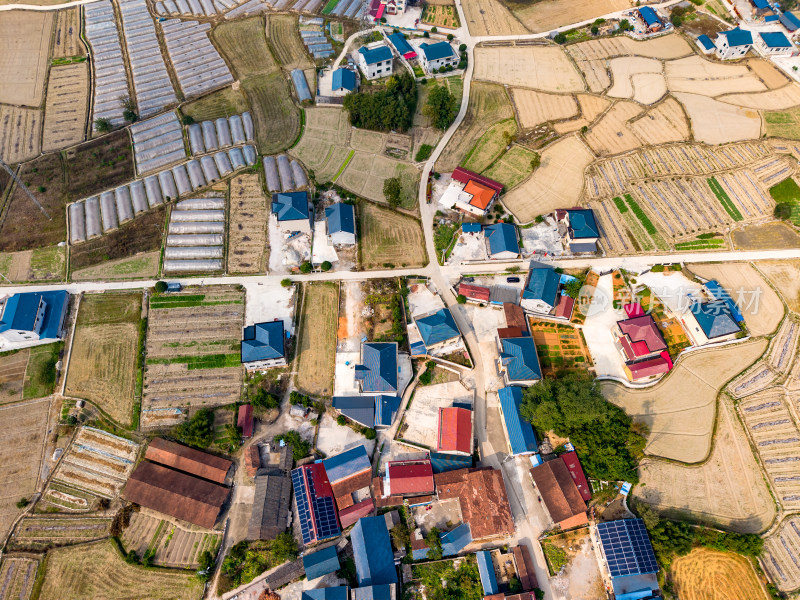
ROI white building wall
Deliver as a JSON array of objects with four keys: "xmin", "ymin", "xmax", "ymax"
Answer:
[
  {"xmin": 358, "ymin": 54, "xmax": 393, "ymax": 80},
  {"xmin": 716, "ymin": 38, "xmax": 751, "ymax": 59},
  {"xmin": 329, "ymin": 230, "xmax": 356, "ymax": 246}
]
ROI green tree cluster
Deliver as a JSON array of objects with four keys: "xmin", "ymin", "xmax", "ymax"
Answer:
[
  {"xmin": 221, "ymin": 533, "xmax": 298, "ymax": 587},
  {"xmin": 415, "ymin": 556, "xmax": 484, "ymax": 600},
  {"xmin": 276, "ymin": 430, "xmax": 311, "ymax": 461},
  {"xmin": 343, "ymin": 72, "xmax": 417, "ymax": 132},
  {"xmin": 426, "ymin": 527, "xmax": 444, "ymax": 560},
  {"xmin": 172, "ymin": 408, "xmax": 215, "ymax": 448},
  {"xmin": 384, "ymin": 176, "xmax": 403, "ymax": 207},
  {"xmin": 520, "ymin": 372, "xmax": 645, "ymax": 482},
  {"xmin": 251, "ymin": 387, "xmax": 280, "ymax": 410},
  {"xmin": 423, "ymin": 83, "xmax": 458, "ymax": 130}
]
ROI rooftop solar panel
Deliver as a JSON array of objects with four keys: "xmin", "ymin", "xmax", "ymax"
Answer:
[{"xmin": 597, "ymin": 519, "xmax": 658, "ymax": 578}]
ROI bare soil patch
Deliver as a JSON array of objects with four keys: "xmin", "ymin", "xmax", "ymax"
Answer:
[
  {"xmin": 511, "ymin": 89, "xmax": 577, "ymax": 128},
  {"xmin": 674, "ymin": 92, "xmax": 761, "ymax": 145},
  {"xmin": 358, "ymin": 201, "xmax": 426, "ymax": 269},
  {"xmin": 461, "ymin": 0, "xmax": 528, "ymax": 36},
  {"xmin": 553, "ymin": 94, "xmax": 611, "ymax": 134},
  {"xmin": 732, "ymin": 222, "xmax": 800, "ymax": 251},
  {"xmin": 474, "ymin": 45, "xmax": 584, "ymax": 92},
  {"xmin": 757, "ymin": 260, "xmax": 800, "ymax": 312},
  {"xmin": 295, "ymin": 282, "xmax": 338, "ymax": 397},
  {"xmin": 52, "ymin": 7, "xmax": 84, "ymax": 58},
  {"xmin": 0, "ymin": 349, "xmax": 29, "ymax": 405},
  {"xmin": 228, "ymin": 174, "xmax": 268, "ymax": 274},
  {"xmin": 0, "ymin": 105, "xmax": 42, "ymax": 164},
  {"xmin": 42, "ymin": 63, "xmax": 88, "ymax": 152},
  {"xmin": 71, "ymin": 251, "xmax": 160, "ymax": 281},
  {"xmin": 507, "ymin": 0, "xmax": 629, "ymax": 33},
  {"xmin": 747, "ymin": 59, "xmax": 790, "ymax": 89},
  {"xmin": 0, "ymin": 11, "xmax": 52, "ymax": 106},
  {"xmin": 584, "ymin": 100, "xmax": 644, "ymax": 156}
]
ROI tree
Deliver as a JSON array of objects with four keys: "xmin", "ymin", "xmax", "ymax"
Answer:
[
  {"xmin": 173, "ymin": 408, "xmax": 215, "ymax": 448},
  {"xmin": 199, "ymin": 550, "xmax": 215, "ymax": 572},
  {"xmin": 426, "ymin": 527, "xmax": 443, "ymax": 560},
  {"xmin": 342, "ymin": 72, "xmax": 417, "ymax": 132},
  {"xmin": 363, "ymin": 428, "xmax": 376, "ymax": 440},
  {"xmin": 423, "ymin": 83, "xmax": 458, "ymax": 130},
  {"xmin": 456, "ymin": 294, "xmax": 467, "ymax": 304},
  {"xmin": 423, "ymin": 30, "xmax": 430, "ymax": 38},
  {"xmin": 251, "ymin": 388, "xmax": 279, "ymax": 410},
  {"xmin": 124, "ymin": 550, "xmax": 139, "ymax": 564},
  {"xmin": 15, "ymin": 498, "xmax": 28, "ymax": 509},
  {"xmin": 670, "ymin": 13, "xmax": 682, "ymax": 27},
  {"xmin": 554, "ymin": 32, "xmax": 567, "ymax": 44},
  {"xmin": 336, "ymin": 414, "xmax": 347, "ymax": 426},
  {"xmin": 447, "ymin": 33, "xmax": 454, "ymax": 40},
  {"xmin": 94, "ymin": 118, "xmax": 112, "ymax": 133},
  {"xmin": 620, "ymin": 18, "xmax": 632, "ymax": 30},
  {"xmin": 774, "ymin": 202, "xmax": 793, "ymax": 220},
  {"xmin": 280, "ymin": 278, "xmax": 292, "ymax": 287},
  {"xmin": 384, "ymin": 176, "xmax": 403, "ymax": 207},
  {"xmin": 459, "ymin": 43, "xmax": 467, "ymax": 52},
  {"xmin": 154, "ymin": 280, "xmax": 168, "ymax": 293},
  {"xmin": 321, "ymin": 260, "xmax": 332, "ymax": 272},
  {"xmin": 120, "ymin": 95, "xmax": 139, "ymax": 123},
  {"xmin": 530, "ymin": 151, "xmax": 541, "ymax": 170},
  {"xmin": 431, "ymin": 26, "xmax": 438, "ymax": 33},
  {"xmin": 277, "ymin": 430, "xmax": 311, "ymax": 461},
  {"xmin": 271, "ymin": 531, "xmax": 298, "ymax": 563},
  {"xmin": 181, "ymin": 114, "xmax": 195, "ymax": 125},
  {"xmin": 591, "ymin": 25, "xmax": 599, "ymax": 34},
  {"xmin": 142, "ymin": 548, "xmax": 156, "ymax": 567},
  {"xmin": 299, "ymin": 262, "xmax": 312, "ymax": 274}
]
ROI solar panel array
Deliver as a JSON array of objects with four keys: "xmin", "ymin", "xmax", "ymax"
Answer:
[
  {"xmin": 597, "ymin": 519, "xmax": 659, "ymax": 578},
  {"xmin": 291, "ymin": 467, "xmax": 340, "ymax": 545}
]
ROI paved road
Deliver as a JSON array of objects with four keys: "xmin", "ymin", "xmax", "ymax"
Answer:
[{"xmin": 0, "ymin": 0, "xmax": 101, "ymax": 10}]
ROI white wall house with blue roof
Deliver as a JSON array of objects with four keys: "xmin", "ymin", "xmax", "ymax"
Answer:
[
  {"xmin": 484, "ymin": 222, "xmax": 520, "ymax": 259},
  {"xmin": 357, "ymin": 43, "xmax": 393, "ymax": 80},
  {"xmin": 521, "ymin": 263, "xmax": 561, "ymax": 314},
  {"xmin": 497, "ymin": 337, "xmax": 542, "ymax": 386},
  {"xmin": 272, "ymin": 191, "xmax": 311, "ymax": 234},
  {"xmin": 716, "ymin": 27, "xmax": 753, "ymax": 59},
  {"xmin": 755, "ymin": 30, "xmax": 795, "ymax": 56},
  {"xmin": 419, "ymin": 41, "xmax": 458, "ymax": 74},
  {"xmin": 241, "ymin": 320, "xmax": 287, "ymax": 370},
  {"xmin": 325, "ymin": 202, "xmax": 356, "ymax": 246},
  {"xmin": 413, "ymin": 307, "xmax": 463, "ymax": 354},
  {"xmin": 0, "ymin": 291, "xmax": 69, "ymax": 345}
]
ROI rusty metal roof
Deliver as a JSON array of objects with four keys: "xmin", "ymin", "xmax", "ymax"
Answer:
[{"xmin": 145, "ymin": 438, "xmax": 232, "ymax": 484}]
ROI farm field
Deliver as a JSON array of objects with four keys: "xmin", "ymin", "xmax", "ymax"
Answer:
[
  {"xmin": 634, "ymin": 396, "xmax": 775, "ymax": 533},
  {"xmin": 49, "ymin": 426, "xmax": 140, "ymax": 500},
  {"xmin": 0, "ymin": 105, "xmax": 42, "ymax": 165},
  {"xmin": 553, "ymin": 94, "xmax": 611, "ymax": 133},
  {"xmin": 0, "ymin": 399, "xmax": 50, "ymax": 543},
  {"xmin": 358, "ymin": 201, "xmax": 426, "ymax": 269},
  {"xmin": 11, "ymin": 516, "xmax": 112, "ymax": 551},
  {"xmin": 460, "ymin": 0, "xmax": 527, "ymax": 36},
  {"xmin": 289, "ymin": 107, "xmax": 351, "ymax": 181},
  {"xmin": 41, "ymin": 63, "xmax": 89, "ymax": 152},
  {"xmin": 508, "ymin": 0, "xmax": 629, "ymax": 33},
  {"xmin": 142, "ymin": 288, "xmax": 244, "ymax": 427},
  {"xmin": 671, "ymin": 548, "xmax": 769, "ymax": 600},
  {"xmin": 765, "ymin": 105, "xmax": 800, "ymax": 139},
  {"xmin": 529, "ymin": 319, "xmax": 591, "ymax": 374},
  {"xmin": 461, "ymin": 118, "xmax": 517, "ymax": 174},
  {"xmin": 510, "ymin": 89, "xmax": 577, "ymax": 129},
  {"xmin": 0, "ymin": 11, "xmax": 52, "ymax": 106},
  {"xmin": 0, "ymin": 349, "xmax": 28, "ymax": 405},
  {"xmin": 23, "ymin": 344, "xmax": 61, "ymax": 400},
  {"xmin": 482, "ymin": 144, "xmax": 537, "ymax": 189},
  {"xmin": 675, "ymin": 92, "xmax": 761, "ymax": 145},
  {"xmin": 689, "ymin": 262, "xmax": 783, "ymax": 336},
  {"xmin": 36, "ymin": 539, "xmax": 204, "ymax": 600},
  {"xmin": 473, "ymin": 45, "xmax": 584, "ymax": 92},
  {"xmin": 228, "ymin": 174, "xmax": 268, "ymax": 274},
  {"xmin": 71, "ymin": 251, "xmax": 161, "ymax": 281},
  {"xmin": 0, "ymin": 556, "xmax": 39, "ymax": 600},
  {"xmin": 757, "ymin": 260, "xmax": 800, "ymax": 311},
  {"xmin": 0, "ymin": 246, "xmax": 66, "ymax": 282},
  {"xmin": 52, "ymin": 7, "xmax": 84, "ymax": 58},
  {"xmin": 212, "ymin": 16, "xmax": 278, "ymax": 79},
  {"xmin": 65, "ymin": 293, "xmax": 142, "ymax": 427},
  {"xmin": 267, "ymin": 14, "xmax": 312, "ymax": 70},
  {"xmin": 338, "ymin": 152, "xmax": 420, "ymax": 209},
  {"xmin": 121, "ymin": 510, "xmax": 222, "ymax": 568},
  {"xmin": 601, "ymin": 339, "xmax": 768, "ymax": 462},
  {"xmin": 181, "ymin": 87, "xmax": 250, "ymax": 122},
  {"xmin": 438, "ymin": 82, "xmax": 514, "ymax": 172},
  {"xmin": 763, "ymin": 515, "xmax": 800, "ymax": 591},
  {"xmin": 64, "ymin": 130, "xmax": 135, "ymax": 199},
  {"xmin": 295, "ymin": 282, "xmax": 338, "ymax": 397},
  {"xmin": 733, "ymin": 222, "xmax": 800, "ymax": 250},
  {"xmin": 421, "ymin": 2, "xmax": 460, "ymax": 28},
  {"xmin": 584, "ymin": 100, "xmax": 644, "ymax": 156}
]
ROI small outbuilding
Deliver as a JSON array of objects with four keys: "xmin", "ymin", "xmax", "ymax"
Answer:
[
  {"xmin": 303, "ymin": 545, "xmax": 341, "ymax": 581},
  {"xmin": 756, "ymin": 30, "xmax": 794, "ymax": 55},
  {"xmin": 238, "ymin": 404, "xmax": 254, "ymax": 438}
]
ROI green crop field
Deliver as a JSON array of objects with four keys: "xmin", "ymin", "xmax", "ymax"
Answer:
[{"xmin": 707, "ymin": 177, "xmax": 743, "ymax": 221}]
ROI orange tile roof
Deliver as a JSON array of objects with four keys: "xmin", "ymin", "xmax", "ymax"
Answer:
[{"xmin": 464, "ymin": 180, "xmax": 496, "ymax": 210}]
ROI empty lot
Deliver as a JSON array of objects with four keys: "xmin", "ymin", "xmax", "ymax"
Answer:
[
  {"xmin": 295, "ymin": 282, "xmax": 338, "ymax": 397},
  {"xmin": 0, "ymin": 11, "xmax": 52, "ymax": 106}
]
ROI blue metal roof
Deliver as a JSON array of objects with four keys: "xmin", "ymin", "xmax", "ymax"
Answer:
[
  {"xmin": 0, "ymin": 290, "xmax": 67, "ymax": 340},
  {"xmin": 441, "ymin": 523, "xmax": 472, "ymax": 556},
  {"xmin": 697, "ymin": 34, "xmax": 715, "ymax": 49},
  {"xmin": 302, "ymin": 588, "xmax": 350, "ymax": 600},
  {"xmin": 355, "ymin": 342, "xmax": 398, "ymax": 393},
  {"xmin": 567, "ymin": 209, "xmax": 599, "ymax": 239},
  {"xmin": 462, "ymin": 222, "xmax": 482, "ymax": 233},
  {"xmin": 704, "ymin": 280, "xmax": 744, "ymax": 322},
  {"xmin": 241, "ymin": 321, "xmax": 285, "ymax": 363},
  {"xmin": 719, "ymin": 27, "xmax": 753, "ymax": 46},
  {"xmin": 303, "ymin": 545, "xmax": 340, "ymax": 580},
  {"xmin": 323, "ymin": 444, "xmax": 371, "ymax": 484},
  {"xmin": 333, "ymin": 396, "xmax": 375, "ymax": 428},
  {"xmin": 326, "ymin": 202, "xmax": 355, "ymax": 235},
  {"xmin": 352, "ymin": 516, "xmax": 398, "ymax": 586},
  {"xmin": 780, "ymin": 10, "xmax": 800, "ymax": 29},
  {"xmin": 388, "ymin": 32, "xmax": 414, "ymax": 55},
  {"xmin": 376, "ymin": 395, "xmax": 401, "ymax": 427},
  {"xmin": 332, "ymin": 68, "xmax": 357, "ymax": 91},
  {"xmin": 691, "ymin": 301, "xmax": 741, "ymax": 339},
  {"xmin": 359, "ymin": 44, "xmax": 393, "ymax": 65},
  {"xmin": 476, "ymin": 551, "xmax": 499, "ymax": 595},
  {"xmin": 498, "ymin": 386, "xmax": 538, "ymax": 455},
  {"xmin": 597, "ymin": 519, "xmax": 659, "ymax": 578},
  {"xmin": 291, "ymin": 69, "xmax": 313, "ymax": 102},
  {"xmin": 522, "ymin": 265, "xmax": 560, "ymax": 306},
  {"xmin": 500, "ymin": 337, "xmax": 542, "ymax": 382},
  {"xmin": 420, "ymin": 41, "xmax": 455, "ymax": 61},
  {"xmin": 485, "ymin": 223, "xmax": 519, "ymax": 256},
  {"xmin": 760, "ymin": 30, "xmax": 792, "ymax": 47},
  {"xmin": 412, "ymin": 545, "xmax": 430, "ymax": 560},
  {"xmin": 638, "ymin": 5, "xmax": 661, "ymax": 26},
  {"xmin": 410, "ymin": 340, "xmax": 428, "ymax": 357},
  {"xmin": 766, "ymin": 13, "xmax": 780, "ymax": 21},
  {"xmin": 352, "ymin": 585, "xmax": 396, "ymax": 600},
  {"xmin": 272, "ymin": 191, "xmax": 309, "ymax": 222},
  {"xmin": 429, "ymin": 452, "xmax": 472, "ymax": 473},
  {"xmin": 416, "ymin": 308, "xmax": 460, "ymax": 346},
  {"xmin": 753, "ymin": 0, "xmax": 770, "ymax": 8}
]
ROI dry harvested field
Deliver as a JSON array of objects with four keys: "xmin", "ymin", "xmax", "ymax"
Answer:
[
  {"xmin": 0, "ymin": 11, "xmax": 52, "ymax": 106},
  {"xmin": 757, "ymin": 260, "xmax": 800, "ymax": 312},
  {"xmin": 763, "ymin": 515, "xmax": 800, "ymax": 591},
  {"xmin": 748, "ymin": 59, "xmax": 789, "ymax": 89},
  {"xmin": 672, "ymin": 548, "xmax": 769, "ymax": 600},
  {"xmin": 266, "ymin": 14, "xmax": 312, "ymax": 70},
  {"xmin": 689, "ymin": 263, "xmax": 783, "ymax": 336},
  {"xmin": 228, "ymin": 174, "xmax": 268, "ymax": 274},
  {"xmin": 473, "ymin": 45, "xmax": 584, "ymax": 92},
  {"xmin": 52, "ymin": 8, "xmax": 84, "ymax": 58},
  {"xmin": 142, "ymin": 288, "xmax": 244, "ymax": 427},
  {"xmin": 510, "ymin": 0, "xmax": 629, "ymax": 33},
  {"xmin": 665, "ymin": 55, "xmax": 766, "ymax": 96},
  {"xmin": 585, "ymin": 100, "xmax": 644, "ymax": 156},
  {"xmin": 42, "ymin": 63, "xmax": 88, "ymax": 152},
  {"xmin": 607, "ymin": 57, "xmax": 664, "ymax": 105},
  {"xmin": 65, "ymin": 293, "xmax": 142, "ymax": 427},
  {"xmin": 438, "ymin": 82, "xmax": 514, "ymax": 172},
  {"xmin": 510, "ymin": 89, "xmax": 577, "ymax": 128},
  {"xmin": 601, "ymin": 339, "xmax": 768, "ymax": 462},
  {"xmin": 553, "ymin": 94, "xmax": 611, "ymax": 134},
  {"xmin": 733, "ymin": 222, "xmax": 800, "ymax": 251},
  {"xmin": 628, "ymin": 97, "xmax": 690, "ymax": 145},
  {"xmin": 122, "ymin": 511, "xmax": 222, "ymax": 568},
  {"xmin": 289, "ymin": 107, "xmax": 351, "ymax": 182},
  {"xmin": 569, "ymin": 34, "xmax": 693, "ymax": 61},
  {"xmin": 0, "ymin": 556, "xmax": 39, "ymax": 600},
  {"xmin": 358, "ymin": 200, "xmax": 426, "ymax": 270},
  {"xmin": 634, "ymin": 396, "xmax": 775, "ymax": 533},
  {"xmin": 461, "ymin": 0, "xmax": 527, "ymax": 36},
  {"xmin": 49, "ymin": 426, "xmax": 140, "ymax": 500},
  {"xmin": 502, "ymin": 135, "xmax": 593, "ymax": 223},
  {"xmin": 338, "ymin": 151, "xmax": 420, "ymax": 209},
  {"xmin": 37, "ymin": 539, "xmax": 204, "ymax": 600},
  {"xmin": 0, "ymin": 399, "xmax": 50, "ymax": 543},
  {"xmin": 0, "ymin": 246, "xmax": 65, "ymax": 283},
  {"xmin": 720, "ymin": 84, "xmax": 800, "ymax": 111},
  {"xmin": 295, "ymin": 282, "xmax": 338, "ymax": 397},
  {"xmin": 0, "ymin": 349, "xmax": 28, "ymax": 405},
  {"xmin": 11, "ymin": 515, "xmax": 112, "ymax": 550},
  {"xmin": 483, "ymin": 144, "xmax": 537, "ymax": 189},
  {"xmin": 0, "ymin": 105, "xmax": 42, "ymax": 163},
  {"xmin": 674, "ymin": 92, "xmax": 761, "ymax": 145},
  {"xmin": 71, "ymin": 251, "xmax": 161, "ymax": 281}
]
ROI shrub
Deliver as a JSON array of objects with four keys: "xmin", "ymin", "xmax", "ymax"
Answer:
[
  {"xmin": 423, "ymin": 31, "xmax": 430, "ymax": 38},
  {"xmin": 94, "ymin": 118, "xmax": 112, "ymax": 133},
  {"xmin": 15, "ymin": 498, "xmax": 28, "ymax": 509},
  {"xmin": 459, "ymin": 43, "xmax": 467, "ymax": 51},
  {"xmin": 251, "ymin": 388, "xmax": 279, "ymax": 410},
  {"xmin": 591, "ymin": 25, "xmax": 599, "ymax": 34},
  {"xmin": 280, "ymin": 278, "xmax": 292, "ymax": 287},
  {"xmin": 299, "ymin": 262, "xmax": 312, "ymax": 274},
  {"xmin": 172, "ymin": 408, "xmax": 215, "ymax": 449},
  {"xmin": 384, "ymin": 176, "xmax": 403, "ymax": 207},
  {"xmin": 363, "ymin": 428, "xmax": 376, "ymax": 440},
  {"xmin": 181, "ymin": 114, "xmax": 195, "ymax": 125},
  {"xmin": 154, "ymin": 280, "xmax": 168, "ymax": 293},
  {"xmin": 775, "ymin": 202, "xmax": 793, "ymax": 220},
  {"xmin": 276, "ymin": 430, "xmax": 311, "ymax": 461},
  {"xmin": 431, "ymin": 26, "xmax": 438, "ymax": 32},
  {"xmin": 447, "ymin": 33, "xmax": 454, "ymax": 40},
  {"xmin": 415, "ymin": 144, "xmax": 434, "ymax": 162},
  {"xmin": 337, "ymin": 415, "xmax": 347, "ymax": 426},
  {"xmin": 321, "ymin": 261, "xmax": 332, "ymax": 272},
  {"xmin": 456, "ymin": 294, "xmax": 467, "ymax": 304},
  {"xmin": 554, "ymin": 32, "xmax": 567, "ymax": 44}
]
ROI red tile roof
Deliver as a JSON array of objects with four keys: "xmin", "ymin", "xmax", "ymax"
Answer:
[
  {"xmin": 451, "ymin": 167, "xmax": 503, "ymax": 195},
  {"xmin": 555, "ymin": 295, "xmax": 575, "ymax": 320},
  {"xmin": 145, "ymin": 438, "xmax": 232, "ymax": 484},
  {"xmin": 437, "ymin": 407, "xmax": 472, "ymax": 455},
  {"xmin": 627, "ymin": 356, "xmax": 671, "ymax": 379},
  {"xmin": 497, "ymin": 326, "xmax": 525, "ymax": 339},
  {"xmin": 503, "ymin": 303, "xmax": 528, "ymax": 333},
  {"xmin": 338, "ymin": 497, "xmax": 374, "ymax": 528},
  {"xmin": 513, "ymin": 545, "xmax": 538, "ymax": 591},
  {"xmin": 372, "ymin": 476, "xmax": 404, "ymax": 508},
  {"xmin": 529, "ymin": 459, "xmax": 587, "ymax": 529},
  {"xmin": 617, "ymin": 315, "xmax": 666, "ymax": 359},
  {"xmin": 459, "ymin": 283, "xmax": 491, "ymax": 303},
  {"xmin": 238, "ymin": 404, "xmax": 254, "ymax": 438},
  {"xmin": 435, "ymin": 467, "xmax": 514, "ymax": 539},
  {"xmin": 386, "ymin": 460, "xmax": 434, "ymax": 495},
  {"xmin": 560, "ymin": 451, "xmax": 591, "ymax": 502},
  {"xmin": 245, "ymin": 445, "xmax": 260, "ymax": 477}
]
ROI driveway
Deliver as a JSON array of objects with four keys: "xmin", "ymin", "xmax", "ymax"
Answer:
[{"xmin": 581, "ymin": 273, "xmax": 628, "ymax": 380}]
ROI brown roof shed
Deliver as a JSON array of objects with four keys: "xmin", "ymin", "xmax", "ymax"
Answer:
[
  {"xmin": 435, "ymin": 467, "xmax": 514, "ymax": 539},
  {"xmin": 145, "ymin": 437, "xmax": 232, "ymax": 484},
  {"xmin": 529, "ymin": 459, "xmax": 587, "ymax": 529}
]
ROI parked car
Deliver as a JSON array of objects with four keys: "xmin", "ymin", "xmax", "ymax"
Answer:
[{"xmin": 506, "ymin": 276, "xmax": 520, "ymax": 283}]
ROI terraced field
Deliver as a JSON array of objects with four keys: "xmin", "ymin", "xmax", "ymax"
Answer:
[
  {"xmin": 0, "ymin": 556, "xmax": 39, "ymax": 600},
  {"xmin": 122, "ymin": 511, "xmax": 222, "ymax": 568}
]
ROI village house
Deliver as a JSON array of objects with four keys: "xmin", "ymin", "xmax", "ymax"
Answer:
[
  {"xmin": 272, "ymin": 191, "xmax": 311, "ymax": 233},
  {"xmin": 241, "ymin": 320, "xmax": 287, "ymax": 370},
  {"xmin": 323, "ymin": 445, "xmax": 375, "ymax": 527},
  {"xmin": 368, "ymin": 0, "xmax": 405, "ymax": 20},
  {"xmin": 439, "ymin": 168, "xmax": 503, "ymax": 217},
  {"xmin": 303, "ymin": 546, "xmax": 341, "ymax": 582},
  {"xmin": 325, "ymin": 202, "xmax": 356, "ymax": 246},
  {"xmin": 555, "ymin": 208, "xmax": 599, "ymax": 253},
  {"xmin": 520, "ymin": 263, "xmax": 561, "ymax": 314},
  {"xmin": 458, "ymin": 282, "xmax": 491, "ymax": 305},
  {"xmin": 497, "ymin": 336, "xmax": 542, "ymax": 386},
  {"xmin": 595, "ymin": 519, "xmax": 660, "ymax": 599},
  {"xmin": 437, "ymin": 406, "xmax": 473, "ymax": 456},
  {"xmin": 696, "ymin": 34, "xmax": 716, "ymax": 54},
  {"xmin": 636, "ymin": 6, "xmax": 664, "ymax": 31},
  {"xmin": 484, "ymin": 222, "xmax": 521, "ymax": 260},
  {"xmin": 415, "ymin": 307, "xmax": 462, "ymax": 353},
  {"xmin": 498, "ymin": 386, "xmax": 538, "ymax": 456},
  {"xmin": 419, "ymin": 41, "xmax": 459, "ymax": 73},
  {"xmin": 0, "ymin": 290, "xmax": 68, "ymax": 344},
  {"xmin": 750, "ymin": 0, "xmax": 772, "ymax": 17},
  {"xmin": 351, "ymin": 516, "xmax": 398, "ymax": 595},
  {"xmin": 716, "ymin": 27, "xmax": 753, "ymax": 59},
  {"xmin": 756, "ymin": 30, "xmax": 795, "ymax": 55},
  {"xmin": 529, "ymin": 458, "xmax": 588, "ymax": 530},
  {"xmin": 354, "ymin": 341, "xmax": 398, "ymax": 394},
  {"xmin": 238, "ymin": 404, "xmax": 254, "ymax": 438},
  {"xmin": 388, "ymin": 32, "xmax": 417, "ymax": 59},
  {"xmin": 435, "ymin": 467, "xmax": 515, "ymax": 540},
  {"xmin": 331, "ymin": 68, "xmax": 357, "ymax": 95},
  {"xmin": 332, "ymin": 395, "xmax": 402, "ymax": 429},
  {"xmin": 292, "ymin": 462, "xmax": 341, "ymax": 545},
  {"xmin": 780, "ymin": 10, "xmax": 800, "ymax": 32},
  {"xmin": 685, "ymin": 300, "xmax": 742, "ymax": 345},
  {"xmin": 247, "ymin": 445, "xmax": 292, "ymax": 540},
  {"xmin": 357, "ymin": 43, "xmax": 393, "ymax": 80}
]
